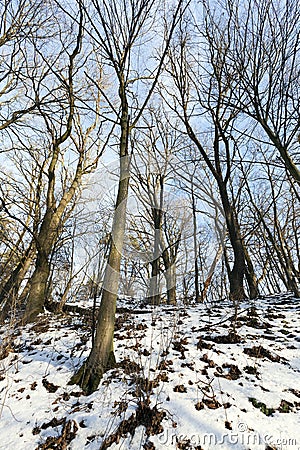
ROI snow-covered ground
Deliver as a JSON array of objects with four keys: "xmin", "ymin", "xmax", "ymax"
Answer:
[{"xmin": 0, "ymin": 294, "xmax": 299, "ymax": 450}]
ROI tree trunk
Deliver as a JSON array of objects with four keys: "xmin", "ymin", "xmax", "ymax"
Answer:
[
  {"xmin": 23, "ymin": 210, "xmax": 60, "ymax": 322},
  {"xmin": 68, "ymin": 0, "xmax": 182, "ymax": 393},
  {"xmin": 218, "ymin": 181, "xmax": 247, "ymax": 301},
  {"xmin": 71, "ymin": 284, "xmax": 118, "ymax": 392},
  {"xmin": 57, "ymin": 278, "xmax": 73, "ymax": 312},
  {"xmin": 201, "ymin": 242, "xmax": 223, "ymax": 302},
  {"xmin": 243, "ymin": 243, "xmax": 259, "ymax": 299},
  {"xmin": 70, "ymin": 103, "xmax": 130, "ymax": 393},
  {"xmin": 0, "ymin": 244, "xmax": 34, "ymax": 322},
  {"xmin": 148, "ymin": 261, "xmax": 161, "ymax": 305},
  {"xmin": 23, "ymin": 250, "xmax": 51, "ymax": 322},
  {"xmin": 164, "ymin": 263, "xmax": 177, "ymax": 305},
  {"xmin": 191, "ymin": 187, "xmax": 201, "ymax": 302},
  {"xmin": 253, "ymin": 198, "xmax": 299, "ymax": 297},
  {"xmin": 160, "ymin": 223, "xmax": 180, "ymax": 306},
  {"xmin": 147, "ymin": 226, "xmax": 162, "ymax": 305},
  {"xmin": 23, "ymin": 148, "xmax": 86, "ymax": 322}
]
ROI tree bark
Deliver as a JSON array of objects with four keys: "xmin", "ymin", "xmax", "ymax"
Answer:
[
  {"xmin": 164, "ymin": 263, "xmax": 177, "ymax": 305},
  {"xmin": 147, "ymin": 210, "xmax": 163, "ymax": 305},
  {"xmin": 70, "ymin": 86, "xmax": 130, "ymax": 393},
  {"xmin": 161, "ymin": 236, "xmax": 178, "ymax": 306},
  {"xmin": 23, "ymin": 212, "xmax": 61, "ymax": 322},
  {"xmin": 70, "ymin": 156, "xmax": 130, "ymax": 393},
  {"xmin": 243, "ymin": 243, "xmax": 259, "ymax": 299},
  {"xmin": 218, "ymin": 180, "xmax": 247, "ymax": 301},
  {"xmin": 23, "ymin": 251, "xmax": 50, "ymax": 322},
  {"xmin": 201, "ymin": 242, "xmax": 223, "ymax": 302},
  {"xmin": 191, "ymin": 186, "xmax": 201, "ymax": 302},
  {"xmin": 0, "ymin": 243, "xmax": 34, "ymax": 322},
  {"xmin": 69, "ymin": 0, "xmax": 183, "ymax": 393},
  {"xmin": 22, "ymin": 12, "xmax": 84, "ymax": 323},
  {"xmin": 148, "ymin": 259, "xmax": 161, "ymax": 305}
]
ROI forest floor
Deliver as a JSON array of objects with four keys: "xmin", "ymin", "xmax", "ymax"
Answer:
[{"xmin": 0, "ymin": 293, "xmax": 300, "ymax": 450}]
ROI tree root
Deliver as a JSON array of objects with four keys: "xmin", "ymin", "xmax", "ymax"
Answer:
[{"xmin": 69, "ymin": 351, "xmax": 116, "ymax": 395}]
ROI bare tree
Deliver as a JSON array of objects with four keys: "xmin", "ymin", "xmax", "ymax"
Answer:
[
  {"xmin": 173, "ymin": 149, "xmax": 231, "ymax": 302},
  {"xmin": 206, "ymin": 0, "xmax": 300, "ymax": 185},
  {"xmin": 0, "ymin": 1, "xmax": 103, "ymax": 322},
  {"xmin": 130, "ymin": 109, "xmax": 184, "ymax": 305},
  {"xmin": 70, "ymin": 0, "xmax": 186, "ymax": 393},
  {"xmin": 241, "ymin": 151, "xmax": 300, "ymax": 297},
  {"xmin": 166, "ymin": 11, "xmax": 259, "ymax": 300},
  {"xmin": 0, "ymin": 0, "xmax": 55, "ymax": 132},
  {"xmin": 0, "ymin": 141, "xmax": 52, "ymax": 319},
  {"xmin": 21, "ymin": 5, "xmax": 103, "ymax": 322}
]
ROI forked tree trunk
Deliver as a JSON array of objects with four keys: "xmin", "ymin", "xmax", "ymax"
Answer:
[
  {"xmin": 23, "ymin": 155, "xmax": 86, "ymax": 323},
  {"xmin": 24, "ymin": 169, "xmax": 88, "ymax": 323},
  {"xmin": 23, "ymin": 213, "xmax": 60, "ymax": 322},
  {"xmin": 23, "ymin": 18, "xmax": 84, "ymax": 323}
]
